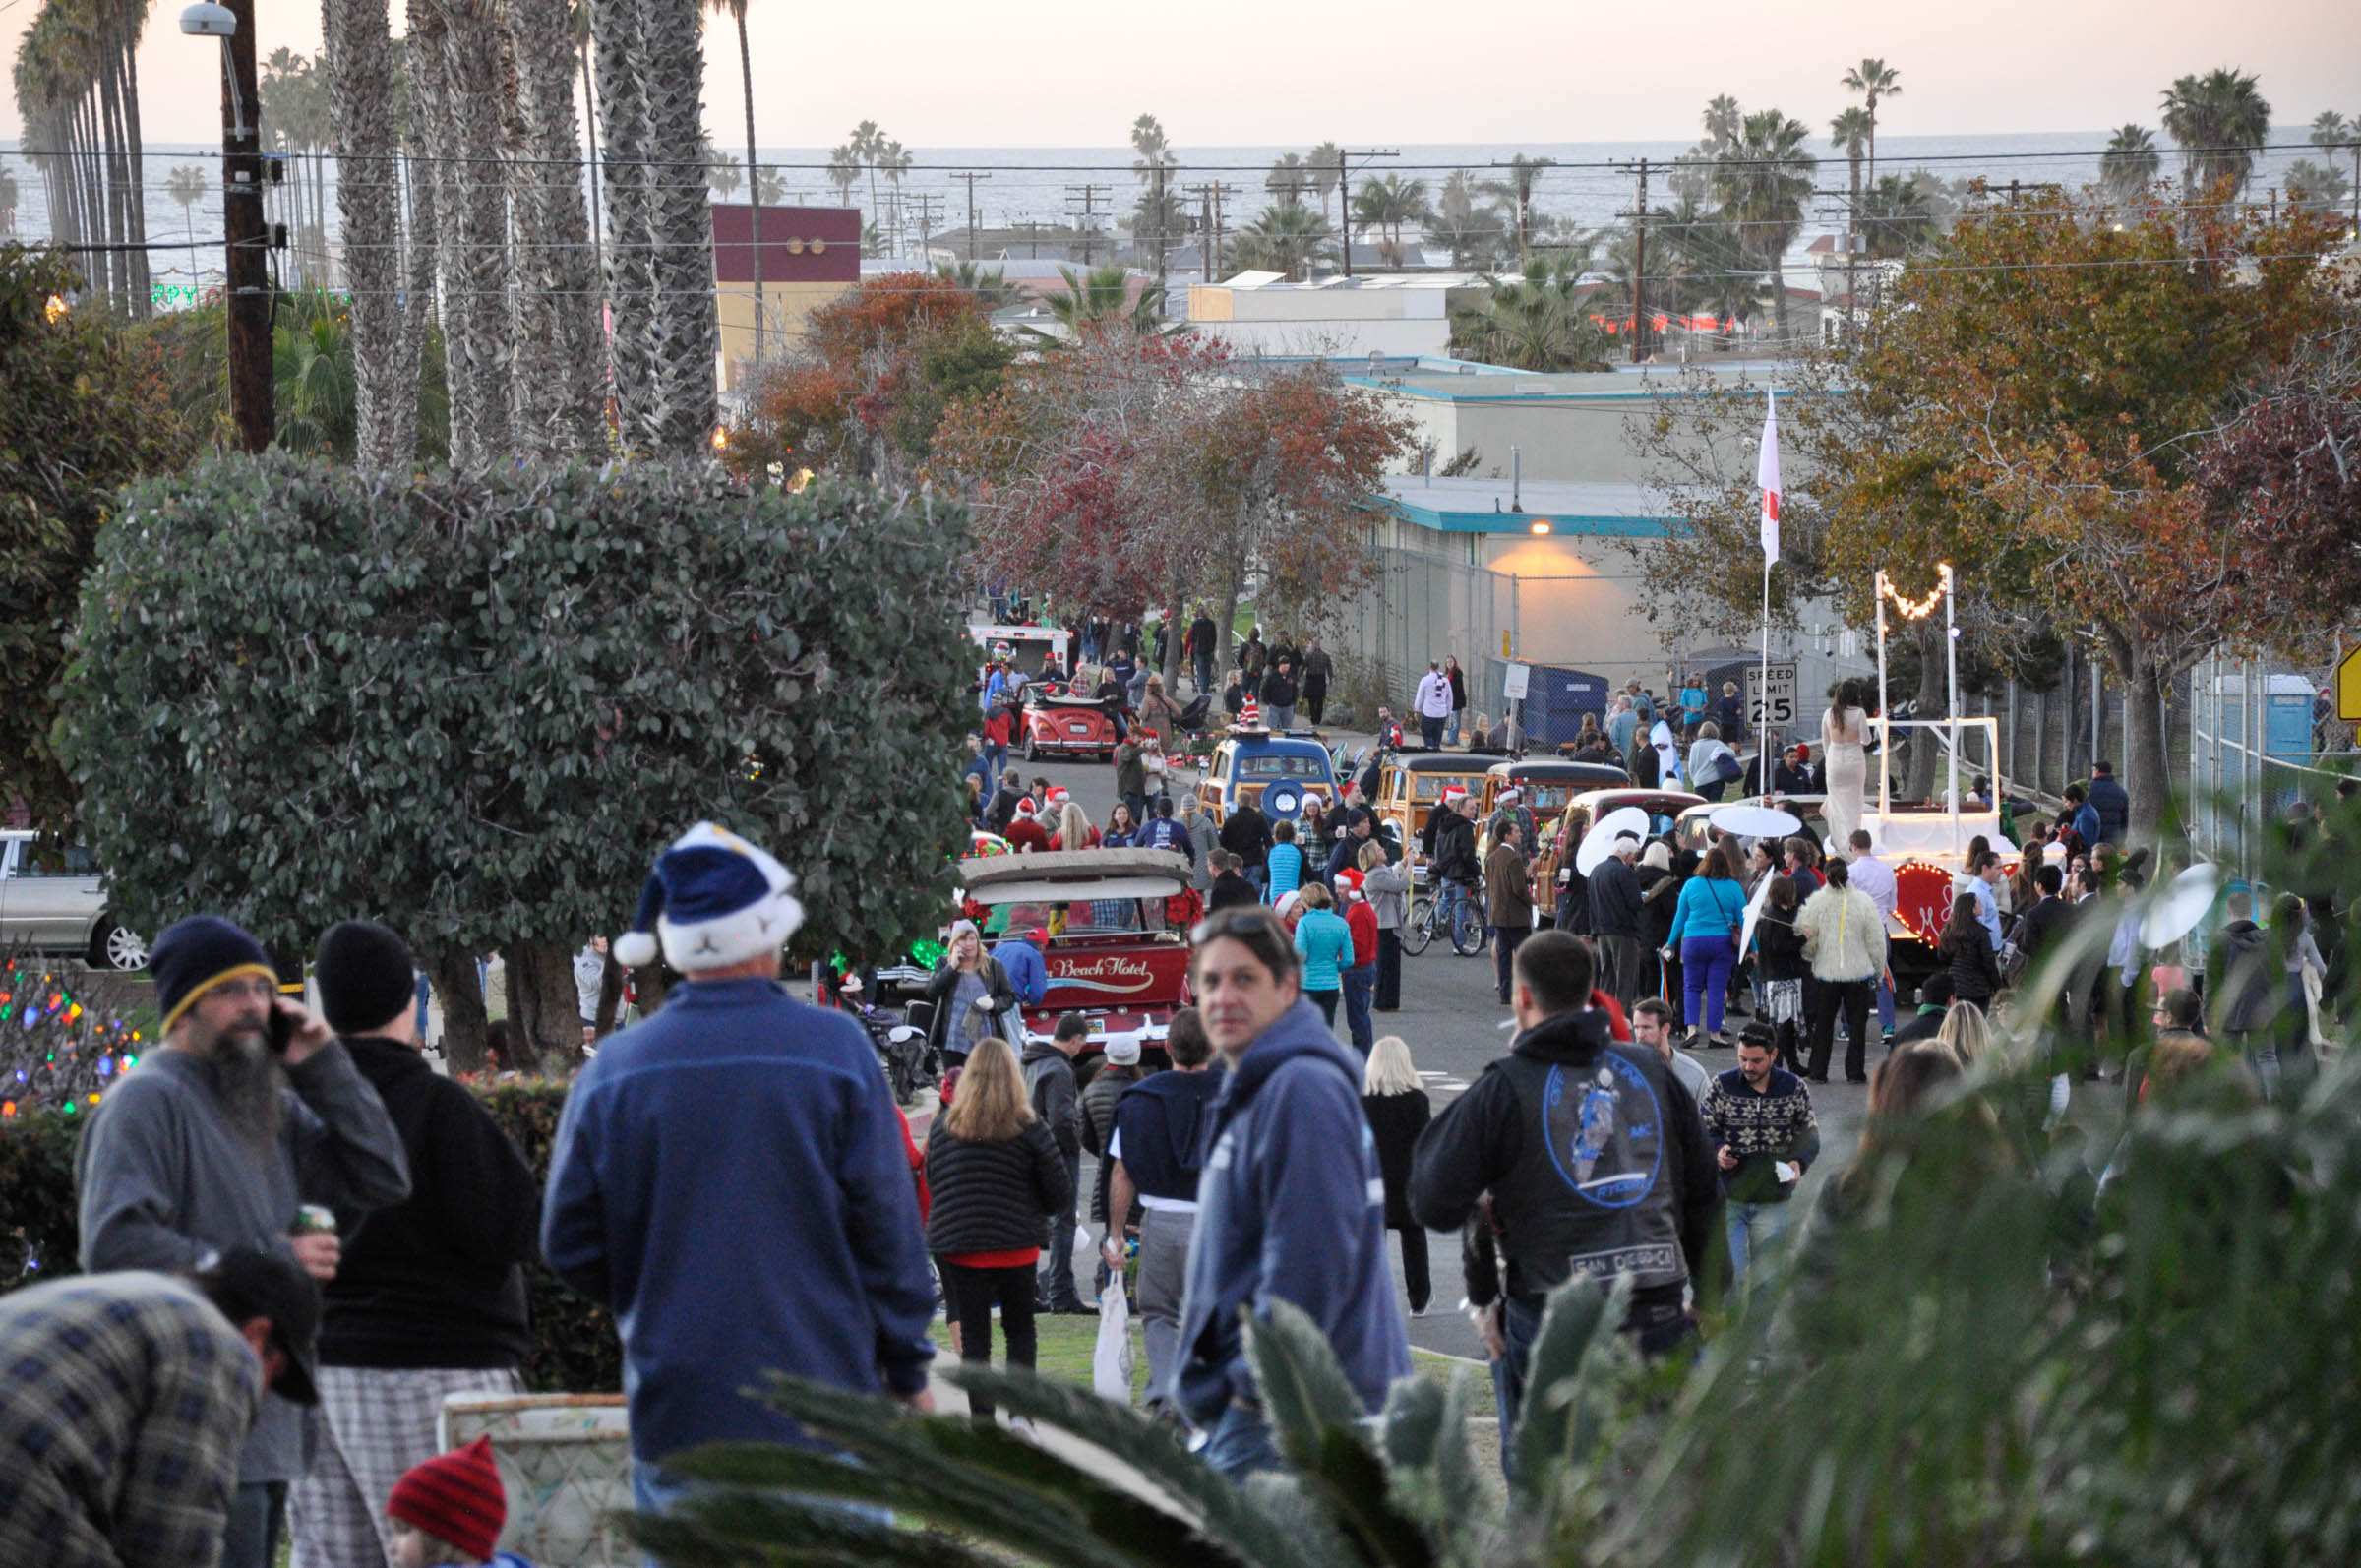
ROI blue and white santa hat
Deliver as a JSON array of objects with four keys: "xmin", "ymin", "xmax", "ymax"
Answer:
[{"xmin": 613, "ymin": 821, "xmax": 806, "ymax": 971}]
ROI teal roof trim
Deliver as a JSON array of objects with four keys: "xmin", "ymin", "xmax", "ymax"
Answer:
[{"xmin": 1375, "ymin": 493, "xmax": 1686, "ymax": 538}]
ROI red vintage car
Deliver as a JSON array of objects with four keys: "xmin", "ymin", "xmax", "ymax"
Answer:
[
  {"xmin": 957, "ymin": 846, "xmax": 1195, "ymax": 1071},
  {"xmin": 1019, "ymin": 684, "xmax": 1120, "ymax": 762}
]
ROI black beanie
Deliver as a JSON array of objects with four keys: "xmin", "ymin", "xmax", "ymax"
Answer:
[
  {"xmin": 315, "ymin": 921, "xmax": 417, "ymax": 1036},
  {"xmin": 151, "ymin": 916, "xmax": 276, "ymax": 1035}
]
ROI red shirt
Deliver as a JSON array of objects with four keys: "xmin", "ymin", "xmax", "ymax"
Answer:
[
  {"xmin": 1346, "ymin": 901, "xmax": 1379, "ymax": 966},
  {"xmin": 1004, "ymin": 817, "xmax": 1051, "ymax": 853}
]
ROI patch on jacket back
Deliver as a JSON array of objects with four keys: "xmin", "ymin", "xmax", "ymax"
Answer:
[{"xmin": 1542, "ymin": 1055, "xmax": 1664, "ymax": 1209}]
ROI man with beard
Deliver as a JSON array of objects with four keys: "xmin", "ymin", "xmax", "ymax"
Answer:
[{"xmin": 76, "ymin": 916, "xmax": 411, "ymax": 1568}]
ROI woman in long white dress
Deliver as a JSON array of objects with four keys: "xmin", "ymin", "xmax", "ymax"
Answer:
[{"xmin": 1820, "ymin": 679, "xmax": 1870, "ymax": 852}]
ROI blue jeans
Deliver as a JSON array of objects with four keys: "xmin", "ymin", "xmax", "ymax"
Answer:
[
  {"xmin": 1497, "ymin": 1288, "xmax": 1694, "ymax": 1482},
  {"xmin": 1199, "ymin": 1402, "xmax": 1283, "ymax": 1480},
  {"xmin": 1194, "ymin": 652, "xmax": 1215, "ymax": 693},
  {"xmin": 1435, "ymin": 877, "xmax": 1470, "ymax": 942},
  {"xmin": 1875, "ymin": 975, "xmax": 1895, "ymax": 1036},
  {"xmin": 221, "ymin": 1481, "xmax": 284, "ymax": 1568},
  {"xmin": 1725, "ymin": 1199, "xmax": 1791, "ymax": 1288},
  {"xmin": 1341, "ymin": 963, "xmax": 1375, "ymax": 1051},
  {"xmin": 1267, "ymin": 704, "xmax": 1296, "ymax": 731},
  {"xmin": 1444, "ymin": 710, "xmax": 1462, "ymax": 746},
  {"xmin": 1680, "ymin": 935, "xmax": 1737, "ymax": 1036}
]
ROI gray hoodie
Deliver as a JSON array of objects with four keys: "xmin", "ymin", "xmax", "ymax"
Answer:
[{"xmin": 75, "ymin": 1041, "xmax": 410, "ymax": 1481}]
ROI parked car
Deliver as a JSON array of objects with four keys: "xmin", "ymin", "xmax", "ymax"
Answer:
[
  {"xmin": 1193, "ymin": 726, "xmax": 1339, "ymax": 828},
  {"xmin": 0, "ymin": 830, "xmax": 149, "ymax": 970},
  {"xmin": 1371, "ymin": 749, "xmax": 1504, "ymax": 866},
  {"xmin": 957, "ymin": 846, "xmax": 1194, "ymax": 1072}
]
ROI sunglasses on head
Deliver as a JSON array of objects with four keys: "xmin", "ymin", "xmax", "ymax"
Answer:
[{"xmin": 1190, "ymin": 908, "xmax": 1285, "ymax": 947}]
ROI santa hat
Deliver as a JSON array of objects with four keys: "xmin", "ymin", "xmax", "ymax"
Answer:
[
  {"xmin": 613, "ymin": 821, "xmax": 805, "ymax": 971},
  {"xmin": 1047, "ymin": 786, "xmax": 1071, "ymax": 807},
  {"xmin": 1335, "ymin": 868, "xmax": 1365, "ymax": 901},
  {"xmin": 1498, "ymin": 787, "xmax": 1523, "ymax": 805},
  {"xmin": 1015, "ymin": 798, "xmax": 1038, "ymax": 818},
  {"xmin": 1273, "ymin": 890, "xmax": 1302, "ymax": 920},
  {"xmin": 1137, "ymin": 728, "xmax": 1160, "ymax": 741},
  {"xmin": 1240, "ymin": 694, "xmax": 1263, "ymax": 728},
  {"xmin": 1441, "ymin": 785, "xmax": 1468, "ymax": 804}
]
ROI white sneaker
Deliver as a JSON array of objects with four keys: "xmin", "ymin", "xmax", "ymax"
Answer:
[{"xmin": 1409, "ymin": 1303, "xmax": 1430, "ymax": 1317}]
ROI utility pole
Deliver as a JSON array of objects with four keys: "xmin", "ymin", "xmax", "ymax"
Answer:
[
  {"xmin": 906, "ymin": 192, "xmax": 942, "ymax": 260},
  {"xmin": 1186, "ymin": 183, "xmax": 1214, "ymax": 279},
  {"xmin": 1064, "ymin": 182, "xmax": 1109, "ymax": 267},
  {"xmin": 1612, "ymin": 158, "xmax": 1650, "ymax": 363},
  {"xmin": 218, "ymin": 0, "xmax": 271, "ymax": 452},
  {"xmin": 953, "ymin": 172, "xmax": 991, "ymax": 261},
  {"xmin": 1152, "ymin": 162, "xmax": 1168, "ymax": 286},
  {"xmin": 1336, "ymin": 149, "xmax": 1400, "ymax": 278}
]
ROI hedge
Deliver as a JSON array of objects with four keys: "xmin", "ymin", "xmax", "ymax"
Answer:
[{"xmin": 0, "ymin": 1079, "xmax": 624, "ymax": 1395}]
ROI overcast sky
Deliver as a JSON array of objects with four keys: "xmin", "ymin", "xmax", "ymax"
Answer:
[{"xmin": 3, "ymin": 0, "xmax": 2355, "ymax": 150}]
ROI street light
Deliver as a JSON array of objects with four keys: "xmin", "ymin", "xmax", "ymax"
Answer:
[{"xmin": 1528, "ymin": 519, "xmax": 1551, "ymax": 536}]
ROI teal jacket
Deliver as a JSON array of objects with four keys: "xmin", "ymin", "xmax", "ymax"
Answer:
[{"xmin": 1294, "ymin": 909, "xmax": 1354, "ymax": 991}]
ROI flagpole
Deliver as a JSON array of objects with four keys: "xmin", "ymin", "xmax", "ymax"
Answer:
[{"xmin": 1761, "ymin": 559, "xmax": 1773, "ymax": 767}]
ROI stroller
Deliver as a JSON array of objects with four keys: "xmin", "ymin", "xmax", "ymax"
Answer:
[{"xmin": 1174, "ymin": 689, "xmax": 1215, "ymax": 736}]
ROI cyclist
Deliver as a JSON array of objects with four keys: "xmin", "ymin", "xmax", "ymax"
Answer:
[{"xmin": 1432, "ymin": 794, "xmax": 1483, "ymax": 954}]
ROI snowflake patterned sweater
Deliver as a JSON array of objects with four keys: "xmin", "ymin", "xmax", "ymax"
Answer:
[{"xmin": 1699, "ymin": 1066, "xmax": 1821, "ymax": 1204}]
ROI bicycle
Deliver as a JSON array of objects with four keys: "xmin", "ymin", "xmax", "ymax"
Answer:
[{"xmin": 1403, "ymin": 874, "xmax": 1487, "ymax": 957}]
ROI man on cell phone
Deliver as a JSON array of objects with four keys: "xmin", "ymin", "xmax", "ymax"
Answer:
[{"xmin": 75, "ymin": 915, "xmax": 411, "ymax": 1568}]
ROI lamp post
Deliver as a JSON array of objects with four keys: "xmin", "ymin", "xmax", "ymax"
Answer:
[{"xmin": 181, "ymin": 0, "xmax": 271, "ymax": 453}]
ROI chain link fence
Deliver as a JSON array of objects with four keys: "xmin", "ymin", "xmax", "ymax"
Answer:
[{"xmin": 1328, "ymin": 547, "xmax": 1518, "ymax": 731}]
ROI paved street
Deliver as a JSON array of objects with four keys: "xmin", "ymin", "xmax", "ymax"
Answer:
[{"xmin": 1016, "ymin": 737, "xmax": 1882, "ymax": 1360}]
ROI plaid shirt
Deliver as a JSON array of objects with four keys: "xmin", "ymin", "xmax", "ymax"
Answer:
[{"xmin": 0, "ymin": 1272, "xmax": 258, "ymax": 1568}]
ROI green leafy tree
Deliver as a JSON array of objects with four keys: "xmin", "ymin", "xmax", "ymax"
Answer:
[
  {"xmin": 59, "ymin": 457, "xmax": 975, "ymax": 1069},
  {"xmin": 1029, "ymin": 264, "xmax": 1178, "ymax": 343},
  {"xmin": 1350, "ymin": 173, "xmax": 1430, "ymax": 266},
  {"xmin": 0, "ymin": 246, "xmax": 191, "ymax": 827}
]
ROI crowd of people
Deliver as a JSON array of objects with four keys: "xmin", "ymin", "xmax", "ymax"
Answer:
[{"xmin": 18, "ymin": 628, "xmax": 2350, "ymax": 1565}]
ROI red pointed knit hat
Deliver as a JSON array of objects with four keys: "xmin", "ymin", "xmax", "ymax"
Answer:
[{"xmin": 387, "ymin": 1436, "xmax": 506, "ymax": 1562}]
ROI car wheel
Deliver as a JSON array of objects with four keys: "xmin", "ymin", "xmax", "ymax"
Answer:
[
  {"xmin": 1024, "ymin": 735, "xmax": 1041, "ymax": 762},
  {"xmin": 91, "ymin": 919, "xmax": 150, "ymax": 972}
]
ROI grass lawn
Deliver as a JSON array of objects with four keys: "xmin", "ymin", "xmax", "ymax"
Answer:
[{"xmin": 929, "ymin": 1314, "xmax": 1498, "ymax": 1420}]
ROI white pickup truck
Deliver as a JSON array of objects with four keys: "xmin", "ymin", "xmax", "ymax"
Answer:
[{"xmin": 0, "ymin": 829, "xmax": 149, "ymax": 970}]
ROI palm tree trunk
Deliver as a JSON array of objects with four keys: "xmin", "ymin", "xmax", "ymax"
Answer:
[
  {"xmin": 506, "ymin": 0, "xmax": 607, "ymax": 457},
  {"xmin": 325, "ymin": 0, "xmax": 417, "ymax": 466},
  {"xmin": 438, "ymin": 0, "xmax": 516, "ymax": 466},
  {"xmin": 736, "ymin": 11, "xmax": 762, "ymax": 370},
  {"xmin": 590, "ymin": 0, "xmax": 655, "ymax": 446},
  {"xmin": 120, "ymin": 35, "xmax": 152, "ymax": 309},
  {"xmin": 637, "ymin": 0, "xmax": 718, "ymax": 452},
  {"xmin": 577, "ymin": 38, "xmax": 604, "ymax": 290},
  {"xmin": 402, "ymin": 0, "xmax": 446, "ymax": 452}
]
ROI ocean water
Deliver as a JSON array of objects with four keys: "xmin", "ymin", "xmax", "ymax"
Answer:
[{"xmin": 0, "ymin": 127, "xmax": 2339, "ymax": 286}]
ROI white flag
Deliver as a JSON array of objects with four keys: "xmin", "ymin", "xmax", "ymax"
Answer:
[{"xmin": 1757, "ymin": 390, "xmax": 1781, "ymax": 565}]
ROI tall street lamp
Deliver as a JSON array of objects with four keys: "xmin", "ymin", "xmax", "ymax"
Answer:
[{"xmin": 180, "ymin": 1, "xmax": 272, "ymax": 453}]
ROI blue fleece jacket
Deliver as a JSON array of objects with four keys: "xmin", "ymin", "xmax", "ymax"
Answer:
[
  {"xmin": 993, "ymin": 936, "xmax": 1047, "ymax": 1005},
  {"xmin": 1168, "ymin": 998, "xmax": 1413, "ymax": 1423},
  {"xmin": 541, "ymin": 980, "xmax": 936, "ymax": 1462},
  {"xmin": 1666, "ymin": 875, "xmax": 1747, "ymax": 944}
]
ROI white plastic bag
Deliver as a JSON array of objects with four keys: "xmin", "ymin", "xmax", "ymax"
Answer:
[{"xmin": 1092, "ymin": 1274, "xmax": 1134, "ymax": 1402}]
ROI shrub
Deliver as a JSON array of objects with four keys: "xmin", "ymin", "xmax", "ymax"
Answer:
[
  {"xmin": 58, "ymin": 455, "xmax": 975, "ymax": 1069},
  {"xmin": 0, "ymin": 1078, "xmax": 623, "ymax": 1394}
]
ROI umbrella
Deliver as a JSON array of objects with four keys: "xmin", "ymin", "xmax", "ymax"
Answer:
[
  {"xmin": 2140, "ymin": 862, "xmax": 2222, "ymax": 949},
  {"xmin": 1737, "ymin": 869, "xmax": 1778, "ymax": 961},
  {"xmin": 1575, "ymin": 806, "xmax": 1652, "ymax": 877},
  {"xmin": 1709, "ymin": 803, "xmax": 1802, "ymax": 841}
]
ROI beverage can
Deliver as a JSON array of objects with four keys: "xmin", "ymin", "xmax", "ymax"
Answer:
[{"xmin": 291, "ymin": 1203, "xmax": 338, "ymax": 1236}]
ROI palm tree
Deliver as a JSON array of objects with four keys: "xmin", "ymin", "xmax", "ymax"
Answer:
[
  {"xmin": 1858, "ymin": 173, "xmax": 1941, "ymax": 259},
  {"xmin": 2284, "ymin": 158, "xmax": 2352, "ymax": 214},
  {"xmin": 1307, "ymin": 140, "xmax": 1343, "ymax": 233},
  {"xmin": 2101, "ymin": 124, "xmax": 2163, "ymax": 206},
  {"xmin": 1447, "ymin": 255, "xmax": 1616, "ymax": 371},
  {"xmin": 1840, "ymin": 58, "xmax": 1902, "ymax": 184},
  {"xmin": 850, "ymin": 119, "xmax": 885, "ymax": 229},
  {"xmin": 1027, "ymin": 263, "xmax": 1177, "ymax": 343},
  {"xmin": 1129, "ymin": 114, "xmax": 1179, "ymax": 263},
  {"xmin": 1830, "ymin": 105, "xmax": 1872, "ymax": 253},
  {"xmin": 165, "ymin": 163, "xmax": 209, "ymax": 294},
  {"xmin": 1350, "ymin": 172, "xmax": 1429, "ymax": 266},
  {"xmin": 935, "ymin": 259, "xmax": 1019, "ymax": 311},
  {"xmin": 433, "ymin": 0, "xmax": 515, "ymax": 464},
  {"xmin": 825, "ymin": 144, "xmax": 860, "ymax": 207},
  {"xmin": 1129, "ymin": 113, "xmax": 1175, "ymax": 185},
  {"xmin": 703, "ymin": 135, "xmax": 742, "ymax": 200},
  {"xmin": 273, "ymin": 291, "xmax": 358, "ymax": 456},
  {"xmin": 1713, "ymin": 108, "xmax": 1817, "ymax": 336},
  {"xmin": 1266, "ymin": 152, "xmax": 1310, "ymax": 211},
  {"xmin": 1430, "ymin": 169, "xmax": 1510, "ymax": 269},
  {"xmin": 2311, "ymin": 109, "xmax": 2360, "ymax": 223},
  {"xmin": 0, "ymin": 163, "xmax": 21, "ymax": 238},
  {"xmin": 1702, "ymin": 93, "xmax": 1742, "ymax": 151},
  {"xmin": 2159, "ymin": 67, "xmax": 2271, "ymax": 202},
  {"xmin": 1478, "ymin": 154, "xmax": 1555, "ymax": 264},
  {"xmin": 707, "ymin": 0, "xmax": 765, "ymax": 365},
  {"xmin": 1229, "ymin": 203, "xmax": 1332, "ymax": 278},
  {"xmin": 880, "ymin": 140, "xmax": 913, "ymax": 256},
  {"xmin": 1663, "ymin": 191, "xmax": 1759, "ymax": 331}
]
